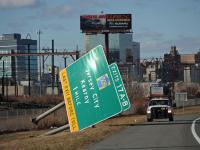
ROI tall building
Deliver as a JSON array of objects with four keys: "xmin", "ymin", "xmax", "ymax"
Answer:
[
  {"xmin": 193, "ymin": 50, "xmax": 200, "ymax": 84},
  {"xmin": 195, "ymin": 49, "xmax": 200, "ymax": 64},
  {"xmin": 0, "ymin": 33, "xmax": 38, "ymax": 84},
  {"xmin": 85, "ymin": 33, "xmax": 140, "ymax": 63},
  {"xmin": 163, "ymin": 46, "xmax": 183, "ymax": 83},
  {"xmin": 85, "ymin": 33, "xmax": 140, "ymax": 79}
]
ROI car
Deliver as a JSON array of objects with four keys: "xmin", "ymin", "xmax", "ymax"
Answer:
[
  {"xmin": 83, "ymin": 19, "xmax": 105, "ymax": 29},
  {"xmin": 146, "ymin": 97, "xmax": 174, "ymax": 122}
]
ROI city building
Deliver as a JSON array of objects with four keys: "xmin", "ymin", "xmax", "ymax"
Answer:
[
  {"xmin": 84, "ymin": 33, "xmax": 140, "ymax": 80},
  {"xmin": 163, "ymin": 46, "xmax": 200, "ymax": 84},
  {"xmin": 194, "ymin": 50, "xmax": 200, "ymax": 84},
  {"xmin": 163, "ymin": 46, "xmax": 183, "ymax": 83},
  {"xmin": 180, "ymin": 54, "xmax": 195, "ymax": 83},
  {"xmin": 195, "ymin": 49, "xmax": 200, "ymax": 64},
  {"xmin": 140, "ymin": 58, "xmax": 163, "ymax": 82},
  {"xmin": 180, "ymin": 50, "xmax": 200, "ymax": 84},
  {"xmin": 191, "ymin": 65, "xmax": 200, "ymax": 84},
  {"xmin": 0, "ymin": 33, "xmax": 38, "ymax": 85}
]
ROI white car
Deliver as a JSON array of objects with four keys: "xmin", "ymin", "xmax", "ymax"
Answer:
[{"xmin": 146, "ymin": 97, "xmax": 174, "ymax": 122}]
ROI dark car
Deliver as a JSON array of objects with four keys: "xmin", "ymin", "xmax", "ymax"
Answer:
[
  {"xmin": 83, "ymin": 19, "xmax": 105, "ymax": 29},
  {"xmin": 146, "ymin": 97, "xmax": 174, "ymax": 122}
]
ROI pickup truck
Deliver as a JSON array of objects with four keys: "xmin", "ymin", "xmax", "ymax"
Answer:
[{"xmin": 146, "ymin": 97, "xmax": 174, "ymax": 122}]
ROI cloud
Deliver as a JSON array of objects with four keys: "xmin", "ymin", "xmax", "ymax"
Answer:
[
  {"xmin": 171, "ymin": 36, "xmax": 200, "ymax": 53},
  {"xmin": 134, "ymin": 27, "xmax": 200, "ymax": 58},
  {"xmin": 27, "ymin": 0, "xmax": 109, "ymax": 20},
  {"xmin": 42, "ymin": 4, "xmax": 73, "ymax": 17},
  {"xmin": 139, "ymin": 35, "xmax": 200, "ymax": 58},
  {"xmin": 44, "ymin": 24, "xmax": 69, "ymax": 32},
  {"xmin": 179, "ymin": 0, "xmax": 200, "ymax": 16},
  {"xmin": 41, "ymin": 0, "xmax": 108, "ymax": 18},
  {"xmin": 135, "ymin": 30, "xmax": 164, "ymax": 41},
  {"xmin": 78, "ymin": 0, "xmax": 108, "ymax": 8},
  {"xmin": 6, "ymin": 20, "xmax": 29, "ymax": 33},
  {"xmin": 0, "ymin": 0, "xmax": 40, "ymax": 8}
]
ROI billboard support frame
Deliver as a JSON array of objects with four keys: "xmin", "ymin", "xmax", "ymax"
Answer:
[{"xmin": 105, "ymin": 32, "xmax": 109, "ymax": 64}]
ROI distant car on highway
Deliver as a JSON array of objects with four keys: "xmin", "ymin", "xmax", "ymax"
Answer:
[{"xmin": 146, "ymin": 97, "xmax": 174, "ymax": 122}]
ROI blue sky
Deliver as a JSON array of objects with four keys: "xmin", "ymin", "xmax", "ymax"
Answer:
[{"xmin": 0, "ymin": 0, "xmax": 200, "ymax": 59}]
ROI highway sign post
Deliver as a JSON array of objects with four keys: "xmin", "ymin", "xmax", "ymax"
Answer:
[{"xmin": 60, "ymin": 45, "xmax": 131, "ymax": 132}]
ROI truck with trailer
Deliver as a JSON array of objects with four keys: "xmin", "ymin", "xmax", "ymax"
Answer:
[{"xmin": 146, "ymin": 82, "xmax": 174, "ymax": 122}]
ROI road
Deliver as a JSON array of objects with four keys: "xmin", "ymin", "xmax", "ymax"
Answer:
[{"xmin": 85, "ymin": 113, "xmax": 200, "ymax": 150}]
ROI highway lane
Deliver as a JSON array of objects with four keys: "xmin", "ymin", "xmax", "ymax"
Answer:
[{"xmin": 85, "ymin": 113, "xmax": 200, "ymax": 150}]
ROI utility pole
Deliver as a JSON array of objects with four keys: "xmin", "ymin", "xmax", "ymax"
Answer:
[
  {"xmin": 42, "ymin": 55, "xmax": 45, "ymax": 74},
  {"xmin": 64, "ymin": 57, "xmax": 67, "ymax": 68},
  {"xmin": 52, "ymin": 40, "xmax": 55, "ymax": 96},
  {"xmin": 28, "ymin": 44, "xmax": 31, "ymax": 96},
  {"xmin": 38, "ymin": 30, "xmax": 42, "ymax": 96},
  {"xmin": 6, "ymin": 74, "xmax": 8, "ymax": 101},
  {"xmin": 2, "ymin": 60, "xmax": 5, "ymax": 97},
  {"xmin": 76, "ymin": 45, "xmax": 79, "ymax": 60},
  {"xmin": 11, "ymin": 50, "xmax": 18, "ymax": 96}
]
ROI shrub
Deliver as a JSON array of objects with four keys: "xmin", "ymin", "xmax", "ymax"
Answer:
[
  {"xmin": 134, "ymin": 104, "xmax": 146, "ymax": 115},
  {"xmin": 6, "ymin": 95, "xmax": 63, "ymax": 105}
]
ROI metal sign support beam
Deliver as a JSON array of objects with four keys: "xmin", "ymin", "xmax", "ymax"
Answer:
[
  {"xmin": 32, "ymin": 101, "xmax": 65, "ymax": 124},
  {"xmin": 105, "ymin": 32, "xmax": 109, "ymax": 64},
  {"xmin": 43, "ymin": 124, "xmax": 70, "ymax": 136}
]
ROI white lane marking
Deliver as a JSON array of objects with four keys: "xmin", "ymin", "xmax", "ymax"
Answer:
[{"xmin": 191, "ymin": 117, "xmax": 200, "ymax": 145}]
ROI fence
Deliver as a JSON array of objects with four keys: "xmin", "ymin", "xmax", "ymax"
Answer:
[
  {"xmin": 0, "ymin": 107, "xmax": 67, "ymax": 133},
  {"xmin": 0, "ymin": 109, "xmax": 45, "ymax": 132},
  {"xmin": 0, "ymin": 85, "xmax": 61, "ymax": 96}
]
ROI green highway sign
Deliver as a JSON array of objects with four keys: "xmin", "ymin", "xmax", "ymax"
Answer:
[
  {"xmin": 60, "ymin": 45, "xmax": 131, "ymax": 132},
  {"xmin": 109, "ymin": 63, "xmax": 131, "ymax": 111}
]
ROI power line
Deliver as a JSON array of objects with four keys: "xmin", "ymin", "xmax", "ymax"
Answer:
[{"xmin": 0, "ymin": 51, "xmax": 78, "ymax": 57}]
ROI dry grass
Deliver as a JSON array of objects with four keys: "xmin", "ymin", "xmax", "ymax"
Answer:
[
  {"xmin": 6, "ymin": 96, "xmax": 63, "ymax": 105},
  {"xmin": 0, "ymin": 105, "xmax": 200, "ymax": 150},
  {"xmin": 37, "ymin": 107, "xmax": 68, "ymax": 129},
  {"xmin": 0, "ymin": 115, "xmax": 146, "ymax": 150},
  {"xmin": 174, "ymin": 105, "xmax": 200, "ymax": 115},
  {"xmin": 0, "ymin": 107, "xmax": 68, "ymax": 133}
]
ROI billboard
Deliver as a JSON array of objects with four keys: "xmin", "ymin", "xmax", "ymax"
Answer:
[
  {"xmin": 80, "ymin": 14, "xmax": 132, "ymax": 33},
  {"xmin": 80, "ymin": 15, "xmax": 107, "ymax": 31}
]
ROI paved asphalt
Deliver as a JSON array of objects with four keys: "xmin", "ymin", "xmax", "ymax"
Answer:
[{"xmin": 85, "ymin": 113, "xmax": 200, "ymax": 150}]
